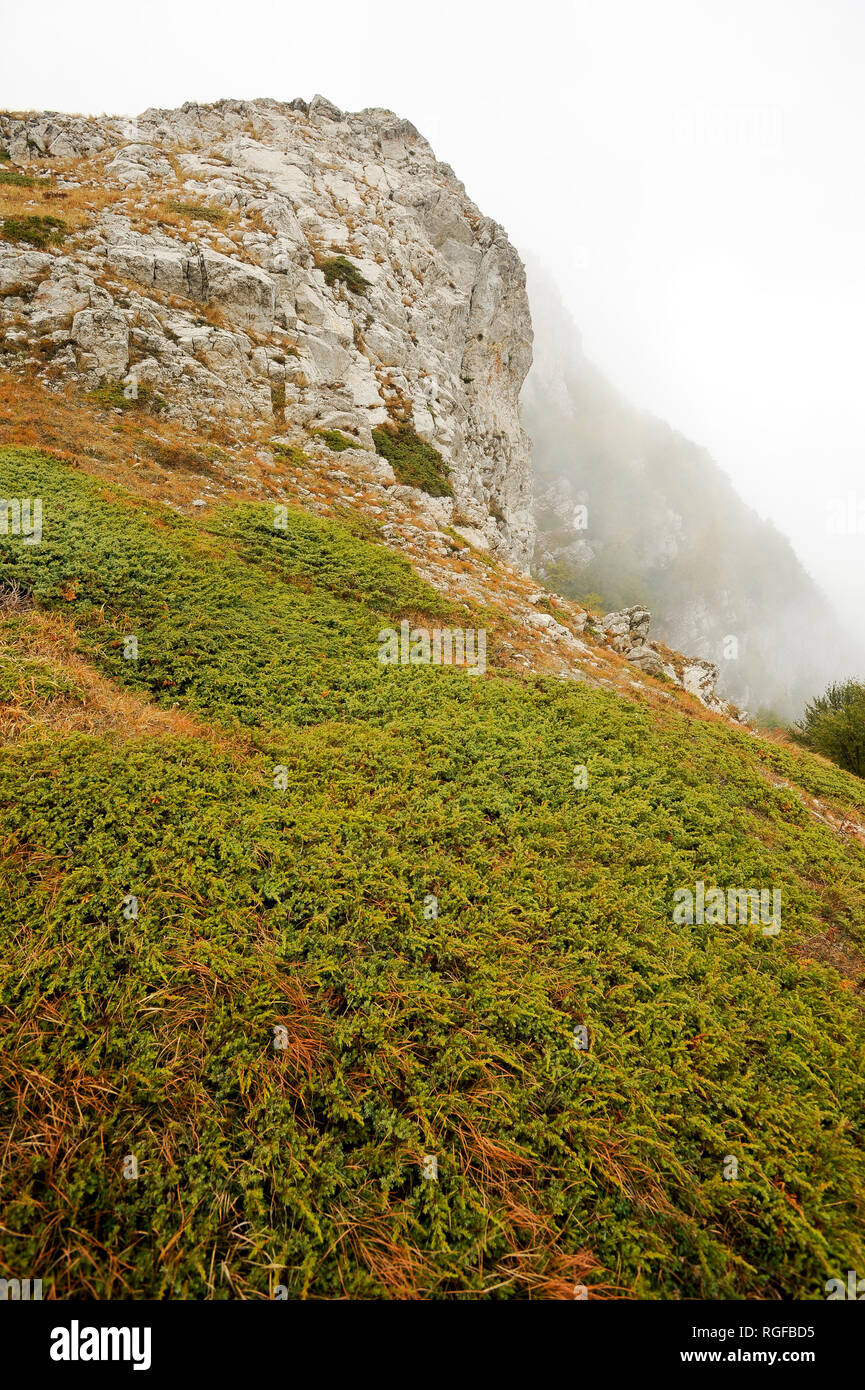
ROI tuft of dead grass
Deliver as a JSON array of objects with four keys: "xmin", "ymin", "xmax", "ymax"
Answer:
[{"xmin": 0, "ymin": 605, "xmax": 216, "ymax": 743}]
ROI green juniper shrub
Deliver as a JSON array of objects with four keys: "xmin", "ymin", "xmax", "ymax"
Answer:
[
  {"xmin": 0, "ymin": 169, "xmax": 43, "ymax": 188},
  {"xmin": 317, "ymin": 255, "xmax": 370, "ymax": 295},
  {"xmin": 271, "ymin": 441, "xmax": 308, "ymax": 467},
  {"xmin": 793, "ymin": 679, "xmax": 865, "ymax": 777},
  {"xmin": 87, "ymin": 381, "xmax": 167, "ymax": 414},
  {"xmin": 372, "ymin": 421, "xmax": 453, "ymax": 497},
  {"xmin": 2, "ymin": 446, "xmax": 865, "ymax": 1299},
  {"xmin": 0, "ymin": 214, "xmax": 66, "ymax": 248},
  {"xmin": 315, "ymin": 428, "xmax": 356, "ymax": 453}
]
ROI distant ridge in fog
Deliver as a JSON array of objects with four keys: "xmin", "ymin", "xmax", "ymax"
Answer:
[{"xmin": 522, "ymin": 257, "xmax": 856, "ymax": 721}]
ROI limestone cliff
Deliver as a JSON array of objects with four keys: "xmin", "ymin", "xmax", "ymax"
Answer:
[{"xmin": 0, "ymin": 97, "xmax": 534, "ymax": 567}]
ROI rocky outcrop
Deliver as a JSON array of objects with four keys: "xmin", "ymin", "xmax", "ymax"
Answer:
[
  {"xmin": 600, "ymin": 605, "xmax": 652, "ymax": 654},
  {"xmin": 0, "ymin": 101, "xmax": 762, "ymax": 722},
  {"xmin": 601, "ymin": 605, "xmax": 740, "ymax": 716},
  {"xmin": 0, "ymin": 98, "xmax": 534, "ymax": 567}
]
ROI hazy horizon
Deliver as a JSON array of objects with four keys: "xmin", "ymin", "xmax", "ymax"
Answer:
[{"xmin": 3, "ymin": 0, "xmax": 863, "ymax": 655}]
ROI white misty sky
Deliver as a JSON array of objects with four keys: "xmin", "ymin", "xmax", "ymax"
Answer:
[{"xmin": 3, "ymin": 0, "xmax": 864, "ymax": 637}]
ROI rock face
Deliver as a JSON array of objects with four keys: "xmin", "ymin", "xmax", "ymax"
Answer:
[
  {"xmin": 600, "ymin": 605, "xmax": 651, "ymax": 654},
  {"xmin": 601, "ymin": 605, "xmax": 739, "ymax": 717},
  {"xmin": 0, "ymin": 98, "xmax": 534, "ymax": 567}
]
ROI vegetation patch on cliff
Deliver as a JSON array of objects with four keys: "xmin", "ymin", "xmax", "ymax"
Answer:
[
  {"xmin": 0, "ymin": 213, "xmax": 66, "ymax": 249},
  {"xmin": 87, "ymin": 381, "xmax": 167, "ymax": 415},
  {"xmin": 372, "ymin": 422, "xmax": 453, "ymax": 497},
  {"xmin": 314, "ymin": 428, "xmax": 356, "ymax": 453},
  {"xmin": 0, "ymin": 169, "xmax": 45, "ymax": 189},
  {"xmin": 165, "ymin": 199, "xmax": 229, "ymax": 226},
  {"xmin": 316, "ymin": 254, "xmax": 370, "ymax": 295}
]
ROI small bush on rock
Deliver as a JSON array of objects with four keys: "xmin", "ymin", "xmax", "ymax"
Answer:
[
  {"xmin": 0, "ymin": 214, "xmax": 66, "ymax": 248},
  {"xmin": 372, "ymin": 421, "xmax": 452, "ymax": 497},
  {"xmin": 315, "ymin": 429, "xmax": 357, "ymax": 453},
  {"xmin": 317, "ymin": 255, "xmax": 370, "ymax": 295}
]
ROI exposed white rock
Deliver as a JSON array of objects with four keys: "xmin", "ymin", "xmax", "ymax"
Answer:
[
  {"xmin": 626, "ymin": 643, "xmax": 665, "ymax": 677},
  {"xmin": 71, "ymin": 306, "xmax": 130, "ymax": 380},
  {"xmin": 680, "ymin": 658, "xmax": 723, "ymax": 706},
  {"xmin": 0, "ymin": 97, "xmax": 535, "ymax": 568},
  {"xmin": 601, "ymin": 604, "xmax": 740, "ymax": 716},
  {"xmin": 525, "ymin": 609, "xmax": 581, "ymax": 645},
  {"xmin": 601, "ymin": 605, "xmax": 651, "ymax": 652},
  {"xmin": 452, "ymin": 525, "xmax": 489, "ymax": 551}
]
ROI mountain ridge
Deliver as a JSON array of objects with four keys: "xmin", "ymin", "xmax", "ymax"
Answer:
[
  {"xmin": 1, "ymin": 96, "xmax": 535, "ymax": 566},
  {"xmin": 523, "ymin": 258, "xmax": 855, "ymax": 719},
  {"xmin": 1, "ymin": 98, "xmax": 865, "ymax": 1302}
]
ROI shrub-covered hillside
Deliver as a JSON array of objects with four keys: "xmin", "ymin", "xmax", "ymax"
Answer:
[{"xmin": 2, "ymin": 446, "xmax": 865, "ymax": 1300}]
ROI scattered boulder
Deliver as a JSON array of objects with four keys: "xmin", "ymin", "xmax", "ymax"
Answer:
[
  {"xmin": 601, "ymin": 605, "xmax": 651, "ymax": 652},
  {"xmin": 71, "ymin": 307, "xmax": 129, "ymax": 382}
]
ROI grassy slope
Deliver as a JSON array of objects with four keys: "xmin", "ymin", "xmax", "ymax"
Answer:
[{"xmin": 1, "ymin": 446, "xmax": 865, "ymax": 1300}]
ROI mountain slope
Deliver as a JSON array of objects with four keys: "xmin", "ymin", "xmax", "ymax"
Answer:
[
  {"xmin": 1, "ymin": 103, "xmax": 865, "ymax": 1303},
  {"xmin": 523, "ymin": 261, "xmax": 853, "ymax": 720},
  {"xmin": 2, "ymin": 439, "xmax": 865, "ymax": 1300}
]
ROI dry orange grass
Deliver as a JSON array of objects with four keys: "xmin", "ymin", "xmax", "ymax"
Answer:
[
  {"xmin": 0, "ymin": 168, "xmax": 126, "ymax": 236},
  {"xmin": 0, "ymin": 371, "xmax": 270, "ymax": 502},
  {"xmin": 0, "ymin": 603, "xmax": 215, "ymax": 744}
]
